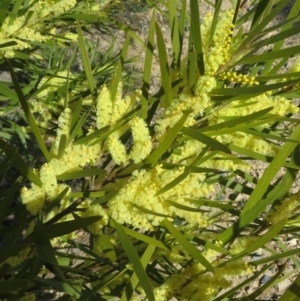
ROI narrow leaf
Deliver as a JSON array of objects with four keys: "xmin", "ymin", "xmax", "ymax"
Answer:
[
  {"xmin": 76, "ymin": 22, "xmax": 96, "ymax": 92},
  {"xmin": 190, "ymin": 0, "xmax": 205, "ymax": 75},
  {"xmin": 0, "ymin": 183, "xmax": 19, "ymax": 223},
  {"xmin": 277, "ymin": 273, "xmax": 300, "ymax": 301},
  {"xmin": 35, "ymin": 241, "xmax": 66, "ymax": 280},
  {"xmin": 146, "ymin": 110, "xmax": 191, "ymax": 166},
  {"xmin": 182, "ymin": 127, "xmax": 231, "ymax": 154},
  {"xmin": 0, "ymin": 139, "xmax": 42, "ymax": 186},
  {"xmin": 141, "ymin": 10, "xmax": 156, "ymax": 119},
  {"xmin": 161, "ymin": 219, "xmax": 214, "ymax": 273},
  {"xmin": 121, "ymin": 244, "xmax": 156, "ymax": 301},
  {"xmin": 133, "ymin": 203, "xmax": 172, "ymax": 218},
  {"xmin": 56, "ymin": 168, "xmax": 106, "ymax": 180},
  {"xmin": 155, "ymin": 21, "xmax": 173, "ymax": 107},
  {"xmin": 35, "ymin": 277, "xmax": 80, "ymax": 298},
  {"xmin": 114, "ymin": 221, "xmax": 155, "ymax": 301},
  {"xmin": 123, "ymin": 226, "xmax": 168, "ymax": 251},
  {"xmin": 25, "ymin": 216, "xmax": 101, "ymax": 243},
  {"xmin": 233, "ymin": 218, "xmax": 287, "ymax": 259},
  {"xmin": 0, "ymin": 0, "xmax": 10, "ymax": 25},
  {"xmin": 238, "ymin": 45, "xmax": 300, "ymax": 65},
  {"xmin": 7, "ymin": 62, "xmax": 51, "ymax": 161},
  {"xmin": 167, "ymin": 200, "xmax": 208, "ymax": 212},
  {"xmin": 0, "ymin": 280, "xmax": 29, "ymax": 294},
  {"xmin": 110, "ymin": 34, "xmax": 131, "ymax": 102},
  {"xmin": 242, "ymin": 124, "xmax": 300, "ymax": 214},
  {"xmin": 155, "ymin": 169, "xmax": 189, "ymax": 196}
]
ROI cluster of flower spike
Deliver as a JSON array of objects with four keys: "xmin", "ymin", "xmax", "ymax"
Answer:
[
  {"xmin": 204, "ymin": 9, "xmax": 235, "ymax": 75},
  {"xmin": 17, "ymin": 6, "xmax": 300, "ymax": 301},
  {"xmin": 108, "ymin": 165, "xmax": 213, "ymax": 230},
  {"xmin": 96, "ymin": 83, "xmax": 152, "ymax": 164},
  {"xmin": 21, "ymin": 108, "xmax": 100, "ymax": 215},
  {"xmin": 265, "ymin": 191, "xmax": 300, "ymax": 225},
  {"xmin": 0, "ymin": 0, "xmax": 77, "ymax": 58},
  {"xmin": 220, "ymin": 71, "xmax": 260, "ymax": 86}
]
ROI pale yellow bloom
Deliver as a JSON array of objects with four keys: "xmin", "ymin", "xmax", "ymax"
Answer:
[
  {"xmin": 80, "ymin": 203, "xmax": 109, "ymax": 234},
  {"xmin": 129, "ymin": 117, "xmax": 152, "ymax": 163},
  {"xmin": 108, "ymin": 167, "xmax": 212, "ymax": 230},
  {"xmin": 107, "ymin": 132, "xmax": 129, "ymax": 165},
  {"xmin": 51, "ymin": 108, "xmax": 72, "ymax": 156},
  {"xmin": 96, "ymin": 85, "xmax": 113, "ymax": 129},
  {"xmin": 266, "ymin": 191, "xmax": 300, "ymax": 224}
]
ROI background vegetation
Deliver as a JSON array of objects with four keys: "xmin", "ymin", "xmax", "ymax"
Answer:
[{"xmin": 1, "ymin": 0, "xmax": 300, "ymax": 300}]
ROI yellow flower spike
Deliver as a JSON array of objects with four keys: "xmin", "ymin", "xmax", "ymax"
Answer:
[
  {"xmin": 51, "ymin": 107, "xmax": 72, "ymax": 156},
  {"xmin": 96, "ymin": 85, "xmax": 112, "ymax": 129},
  {"xmin": 20, "ymin": 185, "xmax": 46, "ymax": 216},
  {"xmin": 107, "ymin": 133, "xmax": 128, "ymax": 165}
]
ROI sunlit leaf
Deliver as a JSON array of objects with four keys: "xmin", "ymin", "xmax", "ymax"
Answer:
[{"xmin": 114, "ymin": 221, "xmax": 155, "ymax": 301}]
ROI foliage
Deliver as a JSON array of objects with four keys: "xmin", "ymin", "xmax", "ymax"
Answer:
[{"xmin": 1, "ymin": 0, "xmax": 300, "ymax": 300}]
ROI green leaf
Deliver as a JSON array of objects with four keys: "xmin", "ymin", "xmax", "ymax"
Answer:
[
  {"xmin": 7, "ymin": 62, "xmax": 51, "ymax": 162},
  {"xmin": 0, "ymin": 245, "xmax": 28, "ymax": 262},
  {"xmin": 263, "ymin": 0, "xmax": 300, "ymax": 75},
  {"xmin": 239, "ymin": 44, "xmax": 300, "ymax": 65},
  {"xmin": 242, "ymin": 124, "xmax": 300, "ymax": 214},
  {"xmin": 35, "ymin": 240, "xmax": 66, "ymax": 280},
  {"xmin": 56, "ymin": 168, "xmax": 106, "ymax": 180},
  {"xmin": 44, "ymin": 187, "xmax": 70, "ymax": 214},
  {"xmin": 187, "ymin": 198, "xmax": 234, "ymax": 211},
  {"xmin": 25, "ymin": 216, "xmax": 101, "ymax": 243},
  {"xmin": 252, "ymin": 247, "xmax": 300, "ymax": 266},
  {"xmin": 168, "ymin": 0, "xmax": 181, "ymax": 68},
  {"xmin": 190, "ymin": 0, "xmax": 205, "ymax": 75},
  {"xmin": 69, "ymin": 103, "xmax": 97, "ymax": 143},
  {"xmin": 77, "ymin": 268, "xmax": 127, "ymax": 301},
  {"xmin": 211, "ymin": 79, "xmax": 299, "ymax": 96},
  {"xmin": 0, "ymin": 0, "xmax": 10, "ymax": 25},
  {"xmin": 250, "ymin": 0, "xmax": 270, "ymax": 29},
  {"xmin": 113, "ymin": 221, "xmax": 155, "ymax": 301},
  {"xmin": 229, "ymin": 144, "xmax": 300, "ymax": 170},
  {"xmin": 217, "ymin": 167, "xmax": 297, "ymax": 245},
  {"xmin": 233, "ymin": 218, "xmax": 287, "ymax": 259},
  {"xmin": 213, "ymin": 264, "xmax": 272, "ymax": 301},
  {"xmin": 167, "ymin": 200, "xmax": 208, "ymax": 213},
  {"xmin": 161, "ymin": 219, "xmax": 214, "ymax": 273},
  {"xmin": 110, "ymin": 34, "xmax": 131, "ymax": 102},
  {"xmin": 209, "ymin": 0, "xmax": 221, "ymax": 44},
  {"xmin": 0, "ymin": 280, "xmax": 30, "ymax": 294},
  {"xmin": 197, "ymin": 107, "xmax": 273, "ymax": 133},
  {"xmin": 70, "ymin": 97, "xmax": 82, "ymax": 134},
  {"xmin": 178, "ymin": 0, "xmax": 187, "ymax": 62},
  {"xmin": 155, "ymin": 169, "xmax": 189, "ymax": 196},
  {"xmin": 57, "ymin": 134, "xmax": 67, "ymax": 159},
  {"xmin": 133, "ymin": 203, "xmax": 172, "ymax": 218},
  {"xmin": 121, "ymin": 244, "xmax": 156, "ymax": 301},
  {"xmin": 146, "ymin": 110, "xmax": 191, "ymax": 166},
  {"xmin": 123, "ymin": 226, "xmax": 168, "ymax": 251},
  {"xmin": 0, "ymin": 139, "xmax": 42, "ymax": 186},
  {"xmin": 68, "ymin": 191, "xmax": 105, "ymax": 198},
  {"xmin": 35, "ymin": 277, "xmax": 81, "ymax": 298},
  {"xmin": 76, "ymin": 22, "xmax": 96, "ymax": 93},
  {"xmin": 182, "ymin": 127, "xmax": 231, "ymax": 154},
  {"xmin": 252, "ymin": 26, "xmax": 300, "ymax": 50},
  {"xmin": 234, "ymin": 0, "xmax": 291, "ymax": 53},
  {"xmin": 94, "ymin": 234, "xmax": 117, "ymax": 262},
  {"xmin": 155, "ymin": 21, "xmax": 173, "ymax": 107},
  {"xmin": 0, "ymin": 183, "xmax": 19, "ymax": 224},
  {"xmin": 73, "ymin": 126, "xmax": 108, "ymax": 146},
  {"xmin": 0, "ymin": 83, "xmax": 18, "ymax": 103},
  {"xmin": 277, "ymin": 273, "xmax": 300, "ymax": 301},
  {"xmin": 141, "ymin": 10, "xmax": 156, "ymax": 119}
]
